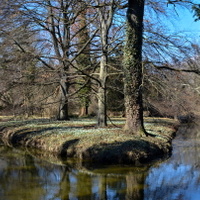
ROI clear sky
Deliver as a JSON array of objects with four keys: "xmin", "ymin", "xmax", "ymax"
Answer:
[{"xmin": 171, "ymin": 4, "xmax": 200, "ymax": 43}]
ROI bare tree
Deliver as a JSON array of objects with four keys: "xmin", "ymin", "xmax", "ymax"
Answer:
[
  {"xmin": 93, "ymin": 0, "xmax": 116, "ymax": 127},
  {"xmin": 1, "ymin": 0, "xmax": 98, "ymax": 120}
]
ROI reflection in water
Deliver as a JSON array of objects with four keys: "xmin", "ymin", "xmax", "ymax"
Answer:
[
  {"xmin": 0, "ymin": 123, "xmax": 200, "ymax": 200},
  {"xmin": 145, "ymin": 123, "xmax": 200, "ymax": 200},
  {"xmin": 0, "ymin": 145, "xmax": 147, "ymax": 200}
]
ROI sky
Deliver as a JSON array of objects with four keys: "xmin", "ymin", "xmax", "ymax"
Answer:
[{"xmin": 170, "ymin": 5, "xmax": 200, "ymax": 43}]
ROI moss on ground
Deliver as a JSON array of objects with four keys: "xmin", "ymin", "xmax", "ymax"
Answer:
[{"xmin": 0, "ymin": 117, "xmax": 178, "ymax": 165}]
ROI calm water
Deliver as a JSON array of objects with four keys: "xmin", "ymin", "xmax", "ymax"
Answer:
[{"xmin": 0, "ymin": 123, "xmax": 200, "ymax": 200}]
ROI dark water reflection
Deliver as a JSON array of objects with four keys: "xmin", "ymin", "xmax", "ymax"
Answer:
[{"xmin": 0, "ymin": 123, "xmax": 200, "ymax": 200}]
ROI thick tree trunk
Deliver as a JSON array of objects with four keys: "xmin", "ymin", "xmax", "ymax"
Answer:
[
  {"xmin": 48, "ymin": 1, "xmax": 71, "ymax": 121},
  {"xmin": 123, "ymin": 0, "xmax": 147, "ymax": 136}
]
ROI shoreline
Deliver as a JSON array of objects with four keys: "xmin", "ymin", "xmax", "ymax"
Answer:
[{"xmin": 0, "ymin": 118, "xmax": 178, "ymax": 165}]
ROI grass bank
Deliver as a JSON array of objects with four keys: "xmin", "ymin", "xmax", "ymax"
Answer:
[{"xmin": 0, "ymin": 117, "xmax": 178, "ymax": 165}]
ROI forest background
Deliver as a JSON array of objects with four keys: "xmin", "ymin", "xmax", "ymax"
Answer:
[{"xmin": 0, "ymin": 0, "xmax": 200, "ymax": 130}]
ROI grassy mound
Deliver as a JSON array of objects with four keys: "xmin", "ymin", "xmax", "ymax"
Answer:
[{"xmin": 0, "ymin": 117, "xmax": 178, "ymax": 165}]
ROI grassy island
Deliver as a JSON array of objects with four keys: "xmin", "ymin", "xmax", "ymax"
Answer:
[{"xmin": 0, "ymin": 117, "xmax": 178, "ymax": 165}]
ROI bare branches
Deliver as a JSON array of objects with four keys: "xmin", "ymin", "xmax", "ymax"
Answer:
[{"xmin": 155, "ymin": 64, "xmax": 200, "ymax": 75}]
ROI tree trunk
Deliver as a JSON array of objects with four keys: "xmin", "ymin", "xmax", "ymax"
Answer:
[
  {"xmin": 96, "ymin": 0, "xmax": 114, "ymax": 127},
  {"xmin": 79, "ymin": 105, "xmax": 89, "ymax": 117},
  {"xmin": 97, "ymin": 51, "xmax": 107, "ymax": 127},
  {"xmin": 48, "ymin": 1, "xmax": 70, "ymax": 121},
  {"xmin": 123, "ymin": 0, "xmax": 147, "ymax": 136},
  {"xmin": 97, "ymin": 25, "xmax": 108, "ymax": 127},
  {"xmin": 58, "ymin": 75, "xmax": 70, "ymax": 120}
]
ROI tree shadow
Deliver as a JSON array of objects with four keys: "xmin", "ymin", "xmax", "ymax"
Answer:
[
  {"xmin": 82, "ymin": 139, "xmax": 171, "ymax": 165},
  {"xmin": 60, "ymin": 139, "xmax": 80, "ymax": 157}
]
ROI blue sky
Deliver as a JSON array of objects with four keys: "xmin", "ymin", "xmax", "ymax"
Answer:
[{"xmin": 171, "ymin": 5, "xmax": 200, "ymax": 43}]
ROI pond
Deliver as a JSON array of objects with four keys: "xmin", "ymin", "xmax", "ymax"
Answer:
[{"xmin": 0, "ymin": 123, "xmax": 199, "ymax": 200}]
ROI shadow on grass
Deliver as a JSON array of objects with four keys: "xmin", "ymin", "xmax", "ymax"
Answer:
[{"xmin": 60, "ymin": 139, "xmax": 80, "ymax": 157}]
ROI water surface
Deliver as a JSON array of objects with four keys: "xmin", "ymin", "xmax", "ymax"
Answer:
[{"xmin": 0, "ymin": 123, "xmax": 199, "ymax": 200}]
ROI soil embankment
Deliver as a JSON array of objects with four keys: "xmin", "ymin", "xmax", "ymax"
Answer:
[{"xmin": 0, "ymin": 118, "xmax": 178, "ymax": 165}]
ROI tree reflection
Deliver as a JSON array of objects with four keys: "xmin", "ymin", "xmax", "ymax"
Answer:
[
  {"xmin": 0, "ymin": 146, "xmax": 150, "ymax": 200},
  {"xmin": 126, "ymin": 172, "xmax": 147, "ymax": 200},
  {"xmin": 55, "ymin": 167, "xmax": 70, "ymax": 200},
  {"xmin": 75, "ymin": 172, "xmax": 93, "ymax": 199},
  {"xmin": 0, "ymin": 148, "xmax": 45, "ymax": 200}
]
